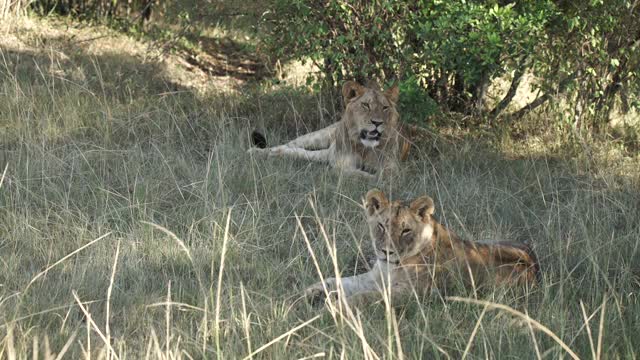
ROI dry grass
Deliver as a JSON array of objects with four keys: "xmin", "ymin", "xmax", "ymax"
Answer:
[{"xmin": 1, "ymin": 16, "xmax": 640, "ymax": 359}]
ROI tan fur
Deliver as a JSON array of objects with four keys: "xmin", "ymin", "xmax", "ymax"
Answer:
[
  {"xmin": 305, "ymin": 189, "xmax": 540, "ymax": 306},
  {"xmin": 248, "ymin": 81, "xmax": 404, "ymax": 178}
]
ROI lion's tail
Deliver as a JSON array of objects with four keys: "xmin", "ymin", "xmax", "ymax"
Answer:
[
  {"xmin": 400, "ymin": 140, "xmax": 411, "ymax": 161},
  {"xmin": 251, "ymin": 130, "xmax": 267, "ymax": 149},
  {"xmin": 398, "ymin": 123, "xmax": 431, "ymax": 162}
]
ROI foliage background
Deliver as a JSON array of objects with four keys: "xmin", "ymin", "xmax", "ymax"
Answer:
[{"xmin": 266, "ymin": 0, "xmax": 639, "ymax": 130}]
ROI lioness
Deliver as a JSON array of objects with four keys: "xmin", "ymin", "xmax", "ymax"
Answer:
[
  {"xmin": 306, "ymin": 189, "xmax": 540, "ymax": 306},
  {"xmin": 248, "ymin": 81, "xmax": 406, "ymax": 178}
]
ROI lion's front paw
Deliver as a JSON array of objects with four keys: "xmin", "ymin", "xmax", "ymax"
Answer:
[
  {"xmin": 304, "ymin": 283, "xmax": 327, "ymax": 307},
  {"xmin": 305, "ymin": 283, "xmax": 338, "ymax": 307},
  {"xmin": 362, "ymin": 172, "xmax": 376, "ymax": 181},
  {"xmin": 247, "ymin": 147, "xmax": 266, "ymax": 155}
]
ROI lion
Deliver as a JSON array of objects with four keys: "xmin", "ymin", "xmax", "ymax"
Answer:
[
  {"xmin": 305, "ymin": 189, "xmax": 540, "ymax": 306},
  {"xmin": 248, "ymin": 81, "xmax": 409, "ymax": 178}
]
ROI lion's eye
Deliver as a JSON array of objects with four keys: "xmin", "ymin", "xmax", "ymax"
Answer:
[
  {"xmin": 377, "ymin": 223, "xmax": 385, "ymax": 233},
  {"xmin": 362, "ymin": 103, "xmax": 370, "ymax": 110},
  {"xmin": 401, "ymin": 229, "xmax": 412, "ymax": 236},
  {"xmin": 382, "ymin": 105, "xmax": 390, "ymax": 111}
]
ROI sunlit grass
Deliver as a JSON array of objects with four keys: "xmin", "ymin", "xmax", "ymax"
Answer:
[{"xmin": 1, "ymin": 17, "xmax": 639, "ymax": 359}]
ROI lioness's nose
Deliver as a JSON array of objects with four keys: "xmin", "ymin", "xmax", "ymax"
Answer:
[{"xmin": 371, "ymin": 119, "xmax": 383, "ymax": 126}]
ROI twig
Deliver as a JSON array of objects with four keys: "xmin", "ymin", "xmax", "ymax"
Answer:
[
  {"xmin": 241, "ymin": 316, "xmax": 320, "ymax": 360},
  {"xmin": 72, "ymin": 291, "xmax": 120, "ymax": 359},
  {"xmin": 25, "ymin": 232, "xmax": 112, "ymax": 292},
  {"xmin": 447, "ymin": 296, "xmax": 580, "ymax": 360}
]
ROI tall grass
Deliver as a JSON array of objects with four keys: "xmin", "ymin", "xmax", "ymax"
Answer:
[{"xmin": 1, "ymin": 19, "xmax": 639, "ymax": 359}]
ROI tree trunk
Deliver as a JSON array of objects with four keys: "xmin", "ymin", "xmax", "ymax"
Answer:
[
  {"xmin": 450, "ymin": 72, "xmax": 466, "ymax": 112},
  {"xmin": 435, "ymin": 69, "xmax": 449, "ymax": 109},
  {"xmin": 472, "ymin": 70, "xmax": 490, "ymax": 114},
  {"xmin": 490, "ymin": 57, "xmax": 529, "ymax": 119},
  {"xmin": 619, "ymin": 86, "xmax": 630, "ymax": 114},
  {"xmin": 510, "ymin": 94, "xmax": 550, "ymax": 121},
  {"xmin": 510, "ymin": 70, "xmax": 578, "ymax": 121},
  {"xmin": 595, "ymin": 59, "xmax": 625, "ymax": 115},
  {"xmin": 427, "ymin": 71, "xmax": 438, "ymax": 104},
  {"xmin": 140, "ymin": 0, "xmax": 153, "ymax": 26}
]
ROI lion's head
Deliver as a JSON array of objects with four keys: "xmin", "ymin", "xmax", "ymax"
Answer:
[
  {"xmin": 341, "ymin": 81, "xmax": 400, "ymax": 149},
  {"xmin": 364, "ymin": 189, "xmax": 436, "ymax": 264}
]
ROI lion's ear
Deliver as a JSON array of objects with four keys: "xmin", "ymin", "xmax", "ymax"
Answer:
[
  {"xmin": 410, "ymin": 196, "xmax": 435, "ymax": 221},
  {"xmin": 342, "ymin": 81, "xmax": 366, "ymax": 104},
  {"xmin": 384, "ymin": 83, "xmax": 399, "ymax": 104},
  {"xmin": 365, "ymin": 189, "xmax": 388, "ymax": 215}
]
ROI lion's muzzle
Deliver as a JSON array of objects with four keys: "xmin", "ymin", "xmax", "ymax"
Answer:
[{"xmin": 359, "ymin": 123, "xmax": 384, "ymax": 147}]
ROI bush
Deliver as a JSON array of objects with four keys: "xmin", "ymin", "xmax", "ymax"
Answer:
[
  {"xmin": 264, "ymin": 0, "xmax": 639, "ymax": 129},
  {"xmin": 397, "ymin": 76, "xmax": 439, "ymax": 126}
]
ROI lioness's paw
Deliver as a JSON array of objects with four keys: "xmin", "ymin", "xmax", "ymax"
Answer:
[
  {"xmin": 247, "ymin": 147, "xmax": 266, "ymax": 155},
  {"xmin": 362, "ymin": 172, "xmax": 376, "ymax": 180},
  {"xmin": 304, "ymin": 283, "xmax": 338, "ymax": 307},
  {"xmin": 304, "ymin": 284, "xmax": 326, "ymax": 307}
]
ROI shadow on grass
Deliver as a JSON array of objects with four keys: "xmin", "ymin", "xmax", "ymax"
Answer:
[{"xmin": 182, "ymin": 34, "xmax": 271, "ymax": 81}]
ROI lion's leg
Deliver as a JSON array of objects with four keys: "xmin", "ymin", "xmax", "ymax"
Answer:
[
  {"xmin": 343, "ymin": 289, "xmax": 407, "ymax": 307},
  {"xmin": 285, "ymin": 123, "xmax": 338, "ymax": 149},
  {"xmin": 334, "ymin": 153, "xmax": 376, "ymax": 179},
  {"xmin": 247, "ymin": 124, "xmax": 337, "ymax": 157},
  {"xmin": 344, "ymin": 275, "xmax": 439, "ymax": 306},
  {"xmin": 305, "ymin": 270, "xmax": 379, "ymax": 304},
  {"xmin": 249, "ymin": 133, "xmax": 336, "ymax": 163},
  {"xmin": 255, "ymin": 145, "xmax": 333, "ymax": 163},
  {"xmin": 306, "ymin": 262, "xmax": 439, "ymax": 307},
  {"xmin": 305, "ymin": 263, "xmax": 416, "ymax": 307},
  {"xmin": 342, "ymin": 167, "xmax": 376, "ymax": 180},
  {"xmin": 308, "ymin": 277, "xmax": 412, "ymax": 307}
]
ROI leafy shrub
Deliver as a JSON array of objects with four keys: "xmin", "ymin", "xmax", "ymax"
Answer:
[
  {"xmin": 264, "ymin": 1, "xmax": 553, "ymax": 113},
  {"xmin": 397, "ymin": 77, "xmax": 439, "ymax": 126},
  {"xmin": 264, "ymin": 0, "xmax": 639, "ymax": 129}
]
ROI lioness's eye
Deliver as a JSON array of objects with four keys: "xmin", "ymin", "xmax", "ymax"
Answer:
[
  {"xmin": 362, "ymin": 103, "xmax": 370, "ymax": 110},
  {"xmin": 401, "ymin": 229, "xmax": 412, "ymax": 236},
  {"xmin": 377, "ymin": 223, "xmax": 385, "ymax": 233},
  {"xmin": 382, "ymin": 105, "xmax": 390, "ymax": 111}
]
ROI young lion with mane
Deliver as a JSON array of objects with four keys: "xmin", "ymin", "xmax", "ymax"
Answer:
[
  {"xmin": 248, "ymin": 81, "xmax": 408, "ymax": 178},
  {"xmin": 306, "ymin": 189, "xmax": 540, "ymax": 306}
]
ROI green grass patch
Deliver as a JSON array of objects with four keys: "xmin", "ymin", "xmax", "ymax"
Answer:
[{"xmin": 1, "ymin": 18, "xmax": 640, "ymax": 359}]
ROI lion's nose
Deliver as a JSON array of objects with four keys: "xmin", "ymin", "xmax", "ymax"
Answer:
[{"xmin": 371, "ymin": 119, "xmax": 383, "ymax": 126}]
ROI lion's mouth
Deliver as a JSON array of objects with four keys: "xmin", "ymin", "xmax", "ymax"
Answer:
[
  {"xmin": 360, "ymin": 128, "xmax": 381, "ymax": 139},
  {"xmin": 376, "ymin": 249, "xmax": 400, "ymax": 265},
  {"xmin": 378, "ymin": 256, "xmax": 400, "ymax": 265},
  {"xmin": 360, "ymin": 129, "xmax": 381, "ymax": 147}
]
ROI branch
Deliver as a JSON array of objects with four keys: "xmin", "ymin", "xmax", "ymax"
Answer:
[
  {"xmin": 490, "ymin": 56, "xmax": 530, "ymax": 119},
  {"xmin": 510, "ymin": 70, "xmax": 579, "ymax": 121}
]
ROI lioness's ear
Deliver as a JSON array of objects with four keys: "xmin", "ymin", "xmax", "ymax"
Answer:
[
  {"xmin": 410, "ymin": 196, "xmax": 435, "ymax": 221},
  {"xmin": 365, "ymin": 189, "xmax": 388, "ymax": 215},
  {"xmin": 384, "ymin": 83, "xmax": 399, "ymax": 104},
  {"xmin": 342, "ymin": 81, "xmax": 366, "ymax": 104}
]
